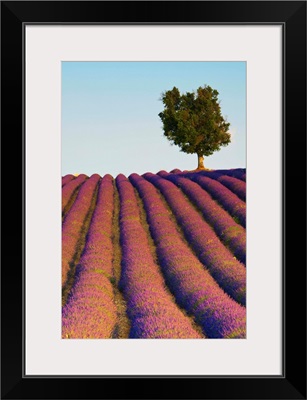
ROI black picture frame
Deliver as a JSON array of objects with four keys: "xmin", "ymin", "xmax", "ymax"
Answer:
[{"xmin": 1, "ymin": 1, "xmax": 306, "ymax": 399}]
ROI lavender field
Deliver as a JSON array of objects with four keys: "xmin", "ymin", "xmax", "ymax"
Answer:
[{"xmin": 62, "ymin": 168, "xmax": 246, "ymax": 339}]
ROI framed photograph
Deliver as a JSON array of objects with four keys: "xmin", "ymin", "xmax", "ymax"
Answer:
[{"xmin": 1, "ymin": 1, "xmax": 306, "ymax": 399}]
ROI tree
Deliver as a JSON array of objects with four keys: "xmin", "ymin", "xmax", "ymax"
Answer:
[{"xmin": 158, "ymin": 85, "xmax": 231, "ymax": 170}]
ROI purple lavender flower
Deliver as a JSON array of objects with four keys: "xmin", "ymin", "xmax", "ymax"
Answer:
[
  {"xmin": 187, "ymin": 173, "xmax": 246, "ymax": 228},
  {"xmin": 217, "ymin": 175, "xmax": 246, "ymax": 202},
  {"xmin": 62, "ymin": 174, "xmax": 88, "ymax": 214},
  {"xmin": 226, "ymin": 168, "xmax": 246, "ymax": 181},
  {"xmin": 129, "ymin": 173, "xmax": 246, "ymax": 338},
  {"xmin": 205, "ymin": 168, "xmax": 246, "ymax": 181},
  {"xmin": 62, "ymin": 174, "xmax": 118, "ymax": 338},
  {"xmin": 62, "ymin": 174, "xmax": 75, "ymax": 187},
  {"xmin": 143, "ymin": 172, "xmax": 246, "ymax": 305},
  {"xmin": 116, "ymin": 174, "xmax": 203, "ymax": 339},
  {"xmin": 161, "ymin": 172, "xmax": 246, "ymax": 265},
  {"xmin": 62, "ymin": 174, "xmax": 100, "ymax": 289}
]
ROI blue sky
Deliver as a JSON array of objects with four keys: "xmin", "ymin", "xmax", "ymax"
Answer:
[{"xmin": 62, "ymin": 62, "xmax": 246, "ymax": 177}]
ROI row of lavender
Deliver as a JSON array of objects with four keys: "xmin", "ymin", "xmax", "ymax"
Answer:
[
  {"xmin": 62, "ymin": 175, "xmax": 117, "ymax": 338},
  {"xmin": 143, "ymin": 172, "xmax": 246, "ymax": 305},
  {"xmin": 62, "ymin": 174, "xmax": 201, "ymax": 338},
  {"xmin": 116, "ymin": 174, "xmax": 202, "ymax": 338},
  {"xmin": 62, "ymin": 174, "xmax": 99, "ymax": 289},
  {"xmin": 129, "ymin": 173, "xmax": 246, "ymax": 338},
  {"xmin": 62, "ymin": 168, "xmax": 246, "ymax": 338},
  {"xmin": 159, "ymin": 172, "xmax": 246, "ymax": 264}
]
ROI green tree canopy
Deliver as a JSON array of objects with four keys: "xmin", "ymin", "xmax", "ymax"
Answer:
[{"xmin": 158, "ymin": 85, "xmax": 231, "ymax": 169}]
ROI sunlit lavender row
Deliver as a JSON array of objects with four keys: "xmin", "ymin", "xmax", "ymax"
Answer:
[
  {"xmin": 216, "ymin": 175, "xmax": 246, "ymax": 202},
  {"xmin": 62, "ymin": 174, "xmax": 75, "ymax": 187},
  {"xmin": 129, "ymin": 173, "xmax": 246, "ymax": 338},
  {"xmin": 62, "ymin": 173, "xmax": 88, "ymax": 215},
  {"xmin": 189, "ymin": 174, "xmax": 246, "ymax": 228},
  {"xmin": 62, "ymin": 174, "xmax": 100, "ymax": 289},
  {"xmin": 196, "ymin": 171, "xmax": 246, "ymax": 202},
  {"xmin": 160, "ymin": 171, "xmax": 246, "ymax": 265},
  {"xmin": 143, "ymin": 172, "xmax": 246, "ymax": 305},
  {"xmin": 62, "ymin": 168, "xmax": 246, "ymax": 339},
  {"xmin": 116, "ymin": 174, "xmax": 202, "ymax": 338},
  {"xmin": 62, "ymin": 175, "xmax": 117, "ymax": 338}
]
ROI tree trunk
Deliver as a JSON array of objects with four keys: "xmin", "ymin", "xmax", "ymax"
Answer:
[{"xmin": 197, "ymin": 154, "xmax": 205, "ymax": 169}]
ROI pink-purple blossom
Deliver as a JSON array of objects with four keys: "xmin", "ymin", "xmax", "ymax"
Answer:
[
  {"xmin": 62, "ymin": 174, "xmax": 88, "ymax": 214},
  {"xmin": 187, "ymin": 173, "xmax": 246, "ymax": 228},
  {"xmin": 62, "ymin": 174, "xmax": 100, "ymax": 289},
  {"xmin": 129, "ymin": 173, "xmax": 246, "ymax": 338},
  {"xmin": 160, "ymin": 171, "xmax": 246, "ymax": 265},
  {"xmin": 143, "ymin": 172, "xmax": 246, "ymax": 305},
  {"xmin": 62, "ymin": 174, "xmax": 75, "ymax": 187},
  {"xmin": 217, "ymin": 175, "xmax": 246, "ymax": 202},
  {"xmin": 116, "ymin": 174, "xmax": 202, "ymax": 338}
]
